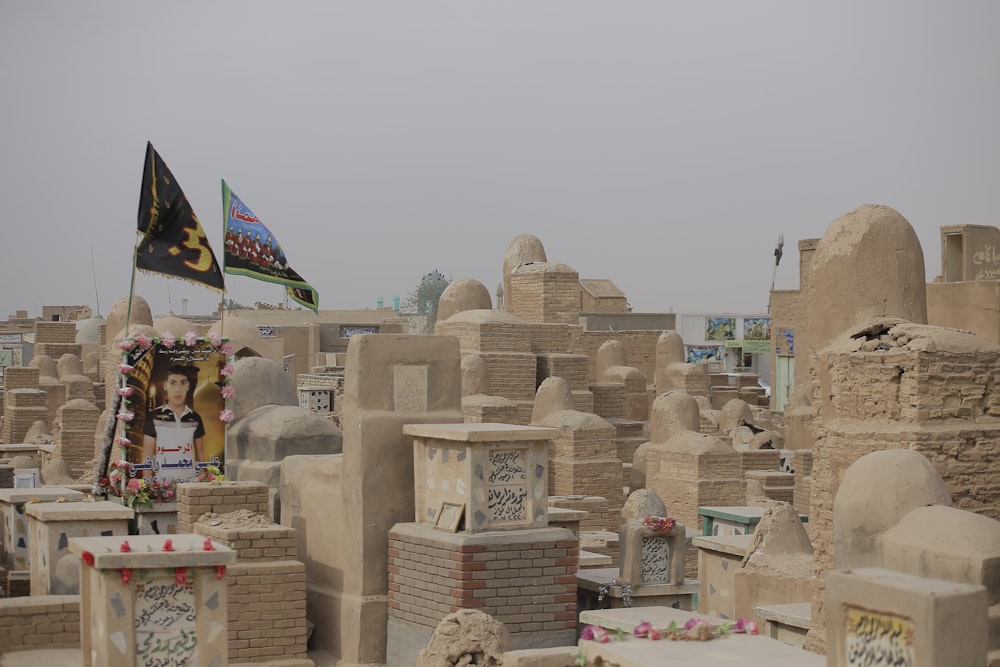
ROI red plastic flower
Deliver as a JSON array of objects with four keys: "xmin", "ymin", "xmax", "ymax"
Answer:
[
  {"xmin": 120, "ymin": 540, "xmax": 132, "ymax": 553},
  {"xmin": 216, "ymin": 565, "xmax": 227, "ymax": 580},
  {"xmin": 174, "ymin": 567, "xmax": 187, "ymax": 585},
  {"xmin": 162, "ymin": 539, "xmax": 174, "ymax": 552},
  {"xmin": 203, "ymin": 538, "xmax": 215, "ymax": 551},
  {"xmin": 120, "ymin": 568, "xmax": 132, "ymax": 585},
  {"xmin": 81, "ymin": 551, "xmax": 95, "ymax": 567}
]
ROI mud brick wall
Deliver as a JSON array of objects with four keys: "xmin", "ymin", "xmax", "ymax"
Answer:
[
  {"xmin": 806, "ymin": 345, "xmax": 1000, "ymax": 653},
  {"xmin": 509, "ymin": 269, "xmax": 580, "ymax": 326},
  {"xmin": 54, "ymin": 400, "xmax": 101, "ymax": 477},
  {"xmin": 176, "ymin": 481, "xmax": 270, "ymax": 533},
  {"xmin": 536, "ymin": 354, "xmax": 591, "ymax": 392},
  {"xmin": 522, "ymin": 323, "xmax": 572, "ymax": 354},
  {"xmin": 0, "ymin": 595, "xmax": 80, "ymax": 653},
  {"xmin": 590, "ymin": 383, "xmax": 626, "ymax": 420},
  {"xmin": 35, "ymin": 343, "xmax": 82, "ymax": 360},
  {"xmin": 740, "ymin": 449, "xmax": 780, "ymax": 473},
  {"xmin": 548, "ymin": 496, "xmax": 610, "ymax": 533},
  {"xmin": 436, "ymin": 319, "xmax": 532, "ymax": 354},
  {"xmin": 2, "ymin": 389, "xmax": 48, "ymax": 443},
  {"xmin": 571, "ymin": 330, "xmax": 661, "ymax": 390},
  {"xmin": 647, "ymin": 449, "xmax": 745, "ymax": 534},
  {"xmin": 33, "ymin": 321, "xmax": 77, "ymax": 344},
  {"xmin": 0, "ymin": 465, "xmax": 13, "ymax": 488},
  {"xmin": 477, "ymin": 352, "xmax": 537, "ymax": 402},
  {"xmin": 388, "ymin": 526, "xmax": 578, "ymax": 640},
  {"xmin": 194, "ymin": 523, "xmax": 308, "ymax": 663},
  {"xmin": 2, "ymin": 367, "xmax": 39, "ymax": 391}
]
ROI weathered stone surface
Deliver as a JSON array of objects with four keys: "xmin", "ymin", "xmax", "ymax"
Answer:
[{"xmin": 417, "ymin": 609, "xmax": 512, "ymax": 667}]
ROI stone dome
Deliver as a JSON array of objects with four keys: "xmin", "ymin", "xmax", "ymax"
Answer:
[{"xmin": 75, "ymin": 316, "xmax": 106, "ymax": 344}]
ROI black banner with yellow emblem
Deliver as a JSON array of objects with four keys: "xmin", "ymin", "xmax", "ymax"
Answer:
[{"xmin": 136, "ymin": 142, "xmax": 225, "ymax": 291}]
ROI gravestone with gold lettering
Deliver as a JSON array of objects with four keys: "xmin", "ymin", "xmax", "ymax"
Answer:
[{"xmin": 69, "ymin": 533, "xmax": 235, "ymax": 667}]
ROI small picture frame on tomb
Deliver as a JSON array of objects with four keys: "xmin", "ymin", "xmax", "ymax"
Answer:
[{"xmin": 434, "ymin": 502, "xmax": 465, "ymax": 533}]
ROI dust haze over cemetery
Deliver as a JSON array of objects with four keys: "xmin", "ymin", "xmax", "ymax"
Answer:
[
  {"xmin": 3, "ymin": 3, "xmax": 1000, "ymax": 318},
  {"xmin": 3, "ymin": 4, "xmax": 1000, "ymax": 667}
]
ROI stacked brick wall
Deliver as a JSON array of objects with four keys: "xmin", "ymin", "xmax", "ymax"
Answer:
[
  {"xmin": 2, "ymin": 389, "xmax": 48, "ymax": 443},
  {"xmin": 509, "ymin": 267, "xmax": 580, "ymax": 326},
  {"xmin": 2, "ymin": 367, "xmax": 40, "ymax": 392},
  {"xmin": 549, "ymin": 496, "xmax": 610, "ymax": 533},
  {"xmin": 436, "ymin": 320, "xmax": 532, "ymax": 355},
  {"xmin": 571, "ymin": 331, "xmax": 661, "ymax": 390},
  {"xmin": 176, "ymin": 481, "xmax": 270, "ymax": 533},
  {"xmin": 536, "ymin": 354, "xmax": 591, "ymax": 392},
  {"xmin": 194, "ymin": 522, "xmax": 309, "ymax": 663},
  {"xmin": 590, "ymin": 383, "xmax": 626, "ymax": 420},
  {"xmin": 548, "ymin": 423, "xmax": 623, "ymax": 530},
  {"xmin": 647, "ymin": 448, "xmax": 745, "ymax": 534},
  {"xmin": 522, "ymin": 323, "xmax": 572, "ymax": 354},
  {"xmin": 34, "ymin": 321, "xmax": 77, "ymax": 344},
  {"xmin": 0, "ymin": 595, "xmax": 80, "ymax": 653},
  {"xmin": 54, "ymin": 400, "xmax": 101, "ymax": 477},
  {"xmin": 35, "ymin": 343, "xmax": 83, "ymax": 360},
  {"xmin": 0, "ymin": 464, "xmax": 13, "ymax": 488},
  {"xmin": 792, "ymin": 449, "xmax": 813, "ymax": 519},
  {"xmin": 740, "ymin": 449, "xmax": 780, "ymax": 473},
  {"xmin": 388, "ymin": 526, "xmax": 578, "ymax": 639},
  {"xmin": 478, "ymin": 352, "xmax": 537, "ymax": 402},
  {"xmin": 805, "ymin": 345, "xmax": 1000, "ymax": 653}
]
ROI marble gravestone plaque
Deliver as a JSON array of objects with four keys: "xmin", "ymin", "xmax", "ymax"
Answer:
[
  {"xmin": 640, "ymin": 536, "xmax": 670, "ymax": 585},
  {"xmin": 488, "ymin": 449, "xmax": 528, "ymax": 523},
  {"xmin": 134, "ymin": 576, "xmax": 198, "ymax": 667}
]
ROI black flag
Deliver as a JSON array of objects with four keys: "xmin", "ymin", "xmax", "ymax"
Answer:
[
  {"xmin": 136, "ymin": 142, "xmax": 225, "ymax": 291},
  {"xmin": 774, "ymin": 233, "xmax": 784, "ymax": 267}
]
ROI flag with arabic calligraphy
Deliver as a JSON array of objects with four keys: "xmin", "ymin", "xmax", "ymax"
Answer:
[
  {"xmin": 136, "ymin": 142, "xmax": 225, "ymax": 291},
  {"xmin": 221, "ymin": 181, "xmax": 319, "ymax": 312}
]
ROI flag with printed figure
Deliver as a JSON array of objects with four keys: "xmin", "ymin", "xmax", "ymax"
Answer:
[
  {"xmin": 136, "ymin": 142, "xmax": 225, "ymax": 291},
  {"xmin": 221, "ymin": 180, "xmax": 319, "ymax": 312}
]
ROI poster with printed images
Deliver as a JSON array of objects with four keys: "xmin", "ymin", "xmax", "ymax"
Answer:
[{"xmin": 116, "ymin": 335, "xmax": 231, "ymax": 483}]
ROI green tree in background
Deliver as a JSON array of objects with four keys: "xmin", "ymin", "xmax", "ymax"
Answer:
[{"xmin": 400, "ymin": 270, "xmax": 450, "ymax": 332}]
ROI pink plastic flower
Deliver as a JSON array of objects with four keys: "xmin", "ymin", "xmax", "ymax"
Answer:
[
  {"xmin": 220, "ymin": 385, "xmax": 235, "ymax": 400},
  {"xmin": 116, "ymin": 386, "xmax": 134, "ymax": 398},
  {"xmin": 647, "ymin": 627, "xmax": 662, "ymax": 640},
  {"xmin": 209, "ymin": 332, "xmax": 222, "ymax": 347},
  {"xmin": 216, "ymin": 565, "xmax": 227, "ymax": 580},
  {"xmin": 161, "ymin": 332, "xmax": 176, "ymax": 349},
  {"xmin": 580, "ymin": 625, "xmax": 609, "ymax": 643},
  {"xmin": 117, "ymin": 363, "xmax": 135, "ymax": 375},
  {"xmin": 164, "ymin": 489, "xmax": 175, "ymax": 500},
  {"xmin": 116, "ymin": 411, "xmax": 134, "ymax": 423},
  {"xmin": 183, "ymin": 331, "xmax": 198, "ymax": 347},
  {"xmin": 221, "ymin": 342, "xmax": 234, "ymax": 356},
  {"xmin": 135, "ymin": 334, "xmax": 153, "ymax": 350},
  {"xmin": 219, "ymin": 409, "xmax": 235, "ymax": 423},
  {"xmin": 745, "ymin": 621, "xmax": 759, "ymax": 635},
  {"xmin": 115, "ymin": 436, "xmax": 131, "ymax": 446},
  {"xmin": 220, "ymin": 364, "xmax": 235, "ymax": 378},
  {"xmin": 684, "ymin": 618, "xmax": 700, "ymax": 631},
  {"xmin": 634, "ymin": 621, "xmax": 653, "ymax": 638},
  {"xmin": 174, "ymin": 567, "xmax": 187, "ymax": 585},
  {"xmin": 118, "ymin": 339, "xmax": 136, "ymax": 352}
]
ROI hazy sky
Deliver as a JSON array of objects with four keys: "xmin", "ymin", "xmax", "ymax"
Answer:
[{"xmin": 2, "ymin": 2, "xmax": 998, "ymax": 320}]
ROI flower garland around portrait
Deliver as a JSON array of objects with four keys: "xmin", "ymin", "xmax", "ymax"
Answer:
[{"xmin": 94, "ymin": 330, "xmax": 234, "ymax": 498}]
